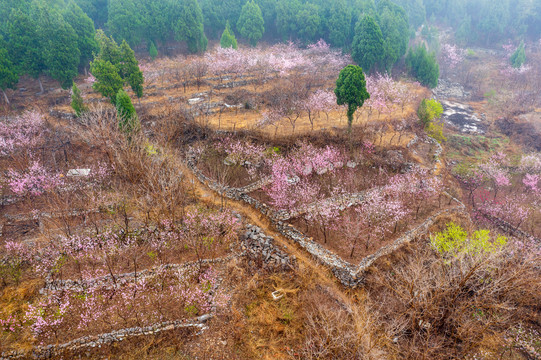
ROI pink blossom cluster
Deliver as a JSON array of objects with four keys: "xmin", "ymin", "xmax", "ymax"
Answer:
[
  {"xmin": 138, "ymin": 63, "xmax": 158, "ymax": 83},
  {"xmin": 500, "ymin": 62, "xmax": 531, "ymax": 76},
  {"xmin": 333, "ymin": 168, "xmax": 442, "ymax": 256},
  {"xmin": 479, "ymin": 152, "xmax": 511, "ymax": 192},
  {"xmin": 0, "ymin": 111, "xmax": 46, "ymax": 156},
  {"xmin": 523, "ymin": 174, "xmax": 540, "ymax": 193},
  {"xmin": 84, "ymin": 74, "xmax": 96, "ymax": 84},
  {"xmin": 441, "ymin": 43, "xmax": 465, "ymax": 68},
  {"xmin": 181, "ymin": 207, "xmax": 242, "ymax": 259},
  {"xmin": 305, "ymin": 90, "xmax": 338, "ymax": 123},
  {"xmin": 519, "ymin": 153, "xmax": 541, "ymax": 173},
  {"xmin": 8, "ymin": 160, "xmax": 64, "ymax": 197},
  {"xmin": 214, "ymin": 137, "xmax": 269, "ymax": 177},
  {"xmin": 502, "ymin": 42, "xmax": 515, "ymax": 56},
  {"xmin": 358, "ymin": 187, "xmax": 408, "ymax": 240},
  {"xmin": 385, "ymin": 167, "xmax": 443, "ymax": 216},
  {"xmin": 0, "ymin": 314, "xmax": 22, "ymax": 333},
  {"xmin": 305, "ymin": 39, "xmax": 351, "ymax": 73},
  {"xmin": 2, "ymin": 209, "xmax": 240, "ymax": 278},
  {"xmin": 258, "ymin": 108, "xmax": 284, "ymax": 129},
  {"xmin": 25, "ymin": 293, "xmax": 70, "ymax": 343},
  {"xmin": 476, "ymin": 190, "xmax": 530, "ymax": 229},
  {"xmin": 365, "ymin": 73, "xmax": 409, "ymax": 115},
  {"xmin": 265, "ymin": 142, "xmax": 346, "ymax": 210},
  {"xmin": 205, "ymin": 40, "xmax": 349, "ymax": 80}
]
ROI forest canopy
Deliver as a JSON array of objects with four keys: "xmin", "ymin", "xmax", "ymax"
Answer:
[{"xmin": 1, "ymin": 0, "xmax": 541, "ymax": 91}]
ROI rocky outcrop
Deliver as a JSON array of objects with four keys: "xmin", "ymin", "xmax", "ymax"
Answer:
[{"xmin": 242, "ymin": 224, "xmax": 296, "ymax": 271}]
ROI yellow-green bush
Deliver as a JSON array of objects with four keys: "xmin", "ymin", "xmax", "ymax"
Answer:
[{"xmin": 431, "ymin": 222, "xmax": 507, "ymax": 256}]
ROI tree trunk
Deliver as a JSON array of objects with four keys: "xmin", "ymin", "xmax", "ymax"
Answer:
[
  {"xmin": 38, "ymin": 77, "xmax": 44, "ymax": 94},
  {"xmin": 1, "ymin": 89, "xmax": 9, "ymax": 105}
]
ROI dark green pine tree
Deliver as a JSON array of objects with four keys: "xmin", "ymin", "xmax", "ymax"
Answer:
[
  {"xmin": 405, "ymin": 44, "xmax": 439, "ymax": 88},
  {"xmin": 352, "ymin": 15, "xmax": 385, "ymax": 73},
  {"xmin": 89, "ymin": 59, "xmax": 124, "ymax": 104},
  {"xmin": 32, "ymin": 3, "xmax": 80, "ymax": 89},
  {"xmin": 275, "ymin": 0, "xmax": 301, "ymax": 41},
  {"xmin": 119, "ymin": 40, "xmax": 144, "ymax": 99},
  {"xmin": 74, "ymin": 0, "xmax": 108, "ymax": 28},
  {"xmin": 63, "ymin": 1, "xmax": 98, "ymax": 73},
  {"xmin": 199, "ymin": 0, "xmax": 227, "ymax": 39},
  {"xmin": 378, "ymin": 2, "xmax": 409, "ymax": 71},
  {"xmin": 334, "ymin": 65, "xmax": 370, "ymax": 133},
  {"xmin": 95, "ymin": 29, "xmax": 122, "ymax": 65},
  {"xmin": 237, "ymin": 0, "xmax": 265, "ymax": 47},
  {"xmin": 116, "ymin": 89, "xmax": 139, "ymax": 135},
  {"xmin": 295, "ymin": 3, "xmax": 321, "ymax": 44},
  {"xmin": 327, "ymin": 0, "xmax": 351, "ymax": 48},
  {"xmin": 6, "ymin": 9, "xmax": 45, "ymax": 92},
  {"xmin": 175, "ymin": 0, "xmax": 208, "ymax": 53},
  {"xmin": 0, "ymin": 37, "xmax": 19, "ymax": 105},
  {"xmin": 220, "ymin": 21, "xmax": 238, "ymax": 49},
  {"xmin": 91, "ymin": 31, "xmax": 144, "ymax": 103},
  {"xmin": 107, "ymin": 0, "xmax": 143, "ymax": 46}
]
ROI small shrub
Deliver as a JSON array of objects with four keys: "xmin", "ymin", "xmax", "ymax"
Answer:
[
  {"xmin": 115, "ymin": 90, "xmax": 139, "ymax": 134},
  {"xmin": 149, "ymin": 41, "xmax": 158, "ymax": 60},
  {"xmin": 418, "ymin": 98, "xmax": 443, "ymax": 127},
  {"xmin": 70, "ymin": 83, "xmax": 87, "ymax": 117},
  {"xmin": 510, "ymin": 41, "xmax": 526, "ymax": 69}
]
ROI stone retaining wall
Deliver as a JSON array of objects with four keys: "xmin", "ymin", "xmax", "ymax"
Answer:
[
  {"xmin": 238, "ymin": 176, "xmax": 273, "ymax": 193},
  {"xmin": 479, "ymin": 211, "xmax": 541, "ymax": 245},
  {"xmin": 0, "ymin": 316, "xmax": 213, "ymax": 360},
  {"xmin": 41, "ymin": 255, "xmax": 237, "ymax": 294},
  {"xmin": 274, "ymin": 190, "xmax": 368, "ymax": 221}
]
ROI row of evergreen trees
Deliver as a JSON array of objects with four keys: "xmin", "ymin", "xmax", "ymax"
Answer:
[
  {"xmin": 0, "ymin": 0, "xmax": 98, "ymax": 100},
  {"xmin": 76, "ymin": 0, "xmax": 413, "ymax": 52},
  {"xmin": 92, "ymin": 0, "xmax": 541, "ymax": 52}
]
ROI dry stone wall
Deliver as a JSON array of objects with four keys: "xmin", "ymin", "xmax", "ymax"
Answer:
[{"xmin": 0, "ymin": 316, "xmax": 213, "ymax": 360}]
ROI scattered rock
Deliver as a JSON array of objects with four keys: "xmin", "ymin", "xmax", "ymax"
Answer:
[
  {"xmin": 67, "ymin": 169, "xmax": 91, "ymax": 177},
  {"xmin": 441, "ymin": 100, "xmax": 486, "ymax": 134}
]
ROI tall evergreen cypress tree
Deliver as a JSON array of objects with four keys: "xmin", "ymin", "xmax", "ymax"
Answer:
[
  {"xmin": 32, "ymin": 3, "xmax": 80, "ymax": 89},
  {"xmin": 335, "ymin": 65, "xmax": 370, "ymax": 133},
  {"xmin": 237, "ymin": 0, "xmax": 265, "ymax": 46},
  {"xmin": 70, "ymin": 83, "xmax": 87, "ymax": 116},
  {"xmin": 6, "ymin": 9, "xmax": 45, "ymax": 92},
  {"xmin": 63, "ymin": 1, "xmax": 98, "ymax": 72},
  {"xmin": 220, "ymin": 21, "xmax": 238, "ymax": 49},
  {"xmin": 352, "ymin": 15, "xmax": 385, "ymax": 73},
  {"xmin": 328, "ymin": 0, "xmax": 351, "ymax": 48},
  {"xmin": 175, "ymin": 0, "xmax": 208, "ymax": 53},
  {"xmin": 405, "ymin": 44, "xmax": 439, "ymax": 88},
  {"xmin": 0, "ymin": 38, "xmax": 19, "ymax": 105},
  {"xmin": 119, "ymin": 41, "xmax": 144, "ymax": 99},
  {"xmin": 510, "ymin": 41, "xmax": 526, "ymax": 68}
]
